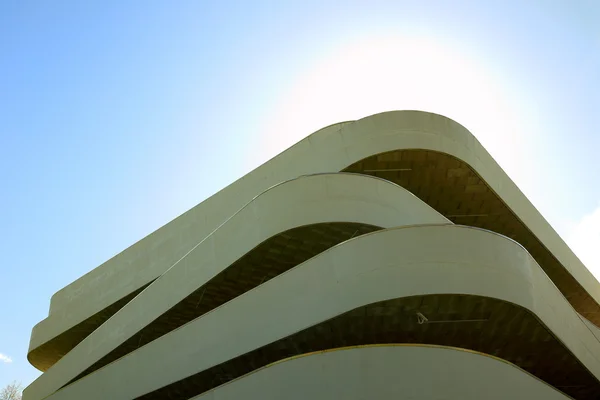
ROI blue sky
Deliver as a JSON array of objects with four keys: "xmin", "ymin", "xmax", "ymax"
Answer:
[{"xmin": 1, "ymin": 0, "xmax": 599, "ymax": 389}]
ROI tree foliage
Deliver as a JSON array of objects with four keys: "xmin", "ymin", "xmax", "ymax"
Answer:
[{"xmin": 0, "ymin": 382, "xmax": 22, "ymax": 400}]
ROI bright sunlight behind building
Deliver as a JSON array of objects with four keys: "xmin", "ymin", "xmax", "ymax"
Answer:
[{"xmin": 254, "ymin": 35, "xmax": 537, "ymax": 182}]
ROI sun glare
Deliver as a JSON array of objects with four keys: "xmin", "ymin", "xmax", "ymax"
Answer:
[{"xmin": 250, "ymin": 35, "xmax": 534, "ymax": 187}]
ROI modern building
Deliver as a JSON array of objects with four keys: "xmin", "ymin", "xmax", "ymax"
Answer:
[{"xmin": 24, "ymin": 111, "xmax": 600, "ymax": 400}]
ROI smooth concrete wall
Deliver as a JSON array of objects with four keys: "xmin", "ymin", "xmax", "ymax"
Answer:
[
  {"xmin": 31, "ymin": 226, "xmax": 600, "ymax": 400},
  {"xmin": 43, "ymin": 111, "xmax": 600, "ymax": 338},
  {"xmin": 25, "ymin": 174, "xmax": 449, "ymax": 397},
  {"xmin": 191, "ymin": 345, "xmax": 569, "ymax": 400}
]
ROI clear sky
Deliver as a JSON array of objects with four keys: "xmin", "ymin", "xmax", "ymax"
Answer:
[{"xmin": 1, "ymin": 0, "xmax": 599, "ymax": 389}]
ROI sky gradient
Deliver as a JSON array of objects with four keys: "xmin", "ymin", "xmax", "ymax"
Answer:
[{"xmin": 1, "ymin": 0, "xmax": 599, "ymax": 389}]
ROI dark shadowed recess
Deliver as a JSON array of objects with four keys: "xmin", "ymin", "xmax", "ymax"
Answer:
[{"xmin": 344, "ymin": 149, "xmax": 600, "ymax": 324}]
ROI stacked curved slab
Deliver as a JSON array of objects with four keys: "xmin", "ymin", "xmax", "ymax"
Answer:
[
  {"xmin": 25, "ymin": 111, "xmax": 600, "ymax": 400},
  {"xmin": 189, "ymin": 345, "xmax": 570, "ymax": 400}
]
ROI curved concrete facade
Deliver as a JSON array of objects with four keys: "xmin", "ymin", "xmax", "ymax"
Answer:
[
  {"xmin": 190, "ymin": 345, "xmax": 570, "ymax": 400},
  {"xmin": 29, "ymin": 226, "xmax": 600, "ymax": 399},
  {"xmin": 44, "ymin": 111, "xmax": 600, "ymax": 323},
  {"xmin": 24, "ymin": 111, "xmax": 600, "ymax": 400},
  {"xmin": 28, "ymin": 174, "xmax": 450, "ymax": 391}
]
